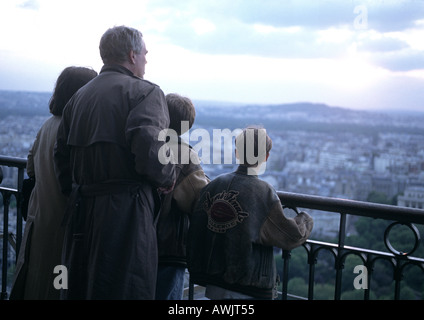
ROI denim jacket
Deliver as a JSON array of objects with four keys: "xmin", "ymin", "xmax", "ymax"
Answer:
[{"xmin": 187, "ymin": 165, "xmax": 313, "ymax": 299}]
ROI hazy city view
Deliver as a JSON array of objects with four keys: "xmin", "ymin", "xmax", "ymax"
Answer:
[
  {"xmin": 1, "ymin": 89, "xmax": 424, "ymax": 240},
  {"xmin": 1, "ymin": 89, "xmax": 424, "ymax": 300},
  {"xmin": 2, "ymin": 0, "xmax": 424, "ymax": 305}
]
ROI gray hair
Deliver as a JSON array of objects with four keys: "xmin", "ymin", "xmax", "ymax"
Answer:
[{"xmin": 99, "ymin": 26, "xmax": 144, "ymax": 64}]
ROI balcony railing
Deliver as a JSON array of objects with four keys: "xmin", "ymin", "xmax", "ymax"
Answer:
[
  {"xmin": 0, "ymin": 155, "xmax": 26, "ymax": 300},
  {"xmin": 273, "ymin": 191, "xmax": 424, "ymax": 300},
  {"xmin": 187, "ymin": 192, "xmax": 424, "ymax": 300},
  {"xmin": 2, "ymin": 155, "xmax": 424, "ymax": 300}
]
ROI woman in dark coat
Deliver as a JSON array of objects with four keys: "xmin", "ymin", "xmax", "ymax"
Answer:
[{"xmin": 10, "ymin": 66, "xmax": 97, "ymax": 299}]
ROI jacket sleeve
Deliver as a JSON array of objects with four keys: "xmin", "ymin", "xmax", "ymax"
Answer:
[
  {"xmin": 26, "ymin": 129, "xmax": 41, "ymax": 178},
  {"xmin": 54, "ymin": 108, "xmax": 72, "ymax": 196},
  {"xmin": 173, "ymin": 169, "xmax": 210, "ymax": 214},
  {"xmin": 125, "ymin": 86, "xmax": 175, "ymax": 188},
  {"xmin": 259, "ymin": 200, "xmax": 314, "ymax": 250}
]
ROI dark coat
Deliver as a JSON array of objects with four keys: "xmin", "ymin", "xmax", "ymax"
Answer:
[{"xmin": 54, "ymin": 65, "xmax": 175, "ymax": 299}]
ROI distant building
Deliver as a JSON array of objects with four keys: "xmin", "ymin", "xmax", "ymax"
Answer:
[
  {"xmin": 373, "ymin": 155, "xmax": 392, "ymax": 173},
  {"xmin": 319, "ymin": 150, "xmax": 351, "ymax": 170},
  {"xmin": 397, "ymin": 186, "xmax": 424, "ymax": 209},
  {"xmin": 372, "ymin": 176, "xmax": 399, "ymax": 199}
]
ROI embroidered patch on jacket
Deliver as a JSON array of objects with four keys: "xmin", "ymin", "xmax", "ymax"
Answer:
[{"xmin": 203, "ymin": 190, "xmax": 249, "ymax": 233}]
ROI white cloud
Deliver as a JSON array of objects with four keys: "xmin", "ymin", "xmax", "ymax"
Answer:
[
  {"xmin": 318, "ymin": 27, "xmax": 355, "ymax": 43},
  {"xmin": 0, "ymin": 0, "xmax": 423, "ymax": 111},
  {"xmin": 18, "ymin": 0, "xmax": 40, "ymax": 10},
  {"xmin": 191, "ymin": 18, "xmax": 216, "ymax": 35}
]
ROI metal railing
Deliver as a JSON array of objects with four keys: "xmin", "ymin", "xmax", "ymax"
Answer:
[
  {"xmin": 2, "ymin": 155, "xmax": 424, "ymax": 300},
  {"xmin": 0, "ymin": 155, "xmax": 26, "ymax": 300},
  {"xmin": 187, "ymin": 193, "xmax": 424, "ymax": 300},
  {"xmin": 276, "ymin": 191, "xmax": 424, "ymax": 300}
]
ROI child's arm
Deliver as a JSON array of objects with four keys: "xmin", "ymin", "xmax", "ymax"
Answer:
[
  {"xmin": 174, "ymin": 169, "xmax": 210, "ymax": 214},
  {"xmin": 259, "ymin": 201, "xmax": 314, "ymax": 250}
]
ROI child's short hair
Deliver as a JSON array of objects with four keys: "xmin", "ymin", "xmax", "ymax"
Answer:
[
  {"xmin": 166, "ymin": 93, "xmax": 196, "ymax": 135},
  {"xmin": 235, "ymin": 126, "xmax": 272, "ymax": 167}
]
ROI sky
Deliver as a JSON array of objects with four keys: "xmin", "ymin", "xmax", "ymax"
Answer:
[{"xmin": 0, "ymin": 0, "xmax": 424, "ymax": 112}]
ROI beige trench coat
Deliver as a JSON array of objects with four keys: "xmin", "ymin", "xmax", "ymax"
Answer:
[{"xmin": 10, "ymin": 115, "xmax": 68, "ymax": 299}]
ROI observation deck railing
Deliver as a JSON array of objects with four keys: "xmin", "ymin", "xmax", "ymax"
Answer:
[
  {"xmin": 274, "ymin": 191, "xmax": 424, "ymax": 300},
  {"xmin": 0, "ymin": 155, "xmax": 26, "ymax": 300},
  {"xmin": 188, "ymin": 192, "xmax": 424, "ymax": 300},
  {"xmin": 1, "ymin": 155, "xmax": 424, "ymax": 300}
]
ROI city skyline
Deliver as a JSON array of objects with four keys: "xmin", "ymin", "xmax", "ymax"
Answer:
[{"xmin": 0, "ymin": 0, "xmax": 424, "ymax": 112}]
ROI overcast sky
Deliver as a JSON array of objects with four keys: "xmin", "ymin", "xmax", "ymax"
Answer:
[{"xmin": 0, "ymin": 0, "xmax": 424, "ymax": 112}]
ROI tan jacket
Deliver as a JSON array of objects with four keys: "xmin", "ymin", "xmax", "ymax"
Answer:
[
  {"xmin": 157, "ymin": 138, "xmax": 210, "ymax": 266},
  {"xmin": 11, "ymin": 115, "xmax": 68, "ymax": 300}
]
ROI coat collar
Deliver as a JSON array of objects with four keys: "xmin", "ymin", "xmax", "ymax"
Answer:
[
  {"xmin": 235, "ymin": 165, "xmax": 259, "ymax": 177},
  {"xmin": 100, "ymin": 64, "xmax": 135, "ymax": 77}
]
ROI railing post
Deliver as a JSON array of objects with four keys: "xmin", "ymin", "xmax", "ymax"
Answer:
[
  {"xmin": 281, "ymin": 250, "xmax": 291, "ymax": 300},
  {"xmin": 334, "ymin": 252, "xmax": 344, "ymax": 300},
  {"xmin": 1, "ymin": 191, "xmax": 11, "ymax": 300},
  {"xmin": 393, "ymin": 261, "xmax": 402, "ymax": 300},
  {"xmin": 334, "ymin": 213, "xmax": 347, "ymax": 300},
  {"xmin": 338, "ymin": 213, "xmax": 347, "ymax": 248},
  {"xmin": 15, "ymin": 167, "xmax": 24, "ymax": 258},
  {"xmin": 364, "ymin": 260, "xmax": 372, "ymax": 300},
  {"xmin": 306, "ymin": 244, "xmax": 316, "ymax": 300}
]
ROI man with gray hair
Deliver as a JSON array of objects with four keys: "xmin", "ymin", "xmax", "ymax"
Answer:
[{"xmin": 54, "ymin": 26, "xmax": 175, "ymax": 299}]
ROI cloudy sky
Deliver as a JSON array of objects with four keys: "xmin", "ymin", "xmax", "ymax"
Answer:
[{"xmin": 0, "ymin": 0, "xmax": 423, "ymax": 112}]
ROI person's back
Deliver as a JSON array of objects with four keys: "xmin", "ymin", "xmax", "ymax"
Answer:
[
  {"xmin": 57, "ymin": 66, "xmax": 168, "ymax": 186},
  {"xmin": 54, "ymin": 26, "xmax": 175, "ymax": 300},
  {"xmin": 156, "ymin": 93, "xmax": 209, "ymax": 299},
  {"xmin": 10, "ymin": 66, "xmax": 97, "ymax": 300},
  {"xmin": 187, "ymin": 127, "xmax": 313, "ymax": 299}
]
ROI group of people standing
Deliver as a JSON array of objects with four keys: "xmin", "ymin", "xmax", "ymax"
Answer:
[{"xmin": 9, "ymin": 25, "xmax": 313, "ymax": 300}]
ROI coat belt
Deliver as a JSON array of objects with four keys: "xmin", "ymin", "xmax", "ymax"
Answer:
[{"xmin": 61, "ymin": 180, "xmax": 144, "ymax": 227}]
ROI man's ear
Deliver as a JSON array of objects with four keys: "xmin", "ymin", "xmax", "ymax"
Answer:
[
  {"xmin": 129, "ymin": 50, "xmax": 136, "ymax": 65},
  {"xmin": 265, "ymin": 152, "xmax": 270, "ymax": 162}
]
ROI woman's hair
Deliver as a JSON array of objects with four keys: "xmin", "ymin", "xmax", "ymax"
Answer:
[
  {"xmin": 99, "ymin": 25, "xmax": 144, "ymax": 64},
  {"xmin": 166, "ymin": 93, "xmax": 196, "ymax": 136},
  {"xmin": 235, "ymin": 126, "xmax": 272, "ymax": 167},
  {"xmin": 49, "ymin": 66, "xmax": 97, "ymax": 116}
]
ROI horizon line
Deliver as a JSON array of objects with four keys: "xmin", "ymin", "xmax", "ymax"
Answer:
[{"xmin": 0, "ymin": 88, "xmax": 423, "ymax": 115}]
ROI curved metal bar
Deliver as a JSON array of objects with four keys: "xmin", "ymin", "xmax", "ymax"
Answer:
[
  {"xmin": 339, "ymin": 250, "xmax": 367, "ymax": 266},
  {"xmin": 384, "ymin": 222, "xmax": 421, "ymax": 256}
]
